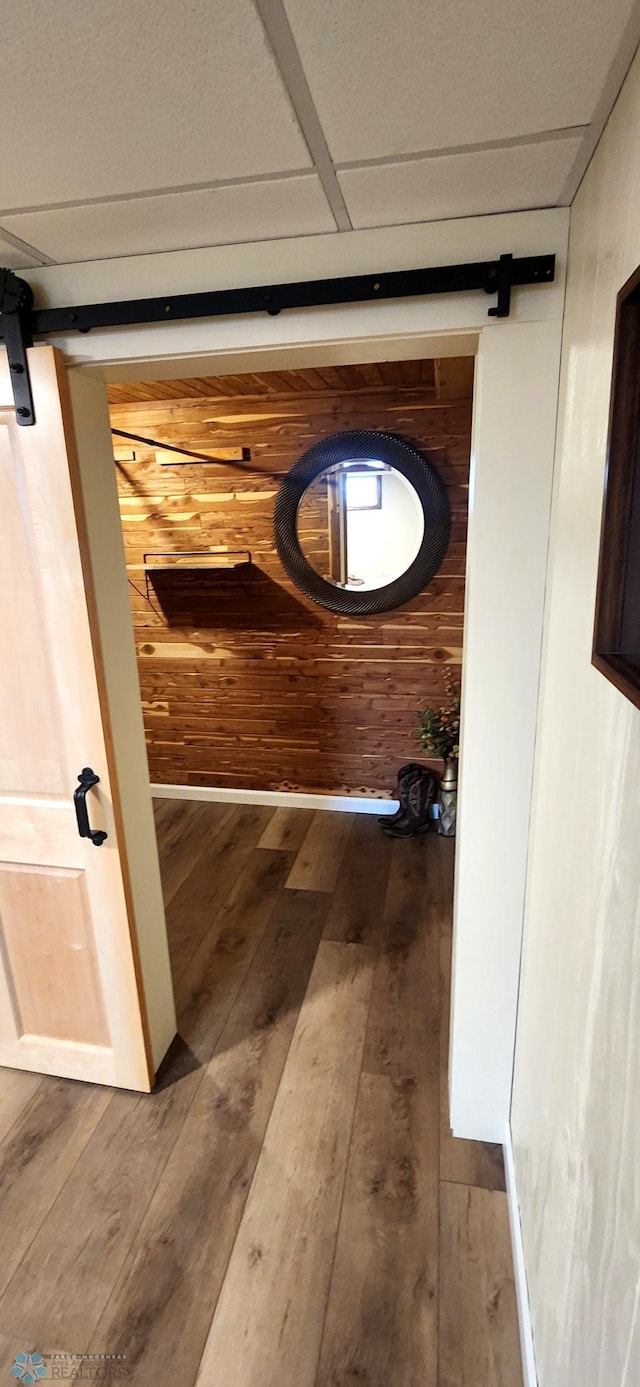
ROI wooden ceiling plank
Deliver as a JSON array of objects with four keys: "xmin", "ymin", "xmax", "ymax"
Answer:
[{"xmin": 107, "ymin": 357, "xmax": 475, "ymax": 407}]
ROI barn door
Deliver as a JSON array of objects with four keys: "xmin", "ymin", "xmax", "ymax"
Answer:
[{"xmin": 0, "ymin": 346, "xmax": 168, "ymax": 1091}]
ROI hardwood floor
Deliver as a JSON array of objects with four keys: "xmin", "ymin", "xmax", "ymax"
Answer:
[{"xmin": 0, "ymin": 801, "xmax": 521, "ymax": 1387}]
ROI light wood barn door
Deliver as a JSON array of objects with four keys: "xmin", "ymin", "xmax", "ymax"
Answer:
[{"xmin": 0, "ymin": 347, "xmax": 161, "ymax": 1090}]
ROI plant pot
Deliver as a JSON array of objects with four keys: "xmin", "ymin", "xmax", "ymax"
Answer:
[{"xmin": 438, "ymin": 757, "xmax": 458, "ymax": 837}]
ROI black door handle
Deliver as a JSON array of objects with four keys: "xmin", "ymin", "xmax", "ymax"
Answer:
[{"xmin": 74, "ymin": 767, "xmax": 108, "ymax": 846}]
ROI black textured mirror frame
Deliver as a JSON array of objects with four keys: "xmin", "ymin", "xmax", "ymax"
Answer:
[
  {"xmin": 593, "ymin": 263, "xmax": 640, "ymax": 710},
  {"xmin": 274, "ymin": 429, "xmax": 451, "ymax": 616}
]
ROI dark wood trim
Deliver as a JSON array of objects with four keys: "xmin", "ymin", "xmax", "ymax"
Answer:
[
  {"xmin": 592, "ymin": 262, "xmax": 640, "ymax": 706},
  {"xmin": 592, "ymin": 652, "xmax": 640, "ymax": 712}
]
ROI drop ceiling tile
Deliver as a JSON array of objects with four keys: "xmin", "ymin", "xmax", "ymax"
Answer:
[
  {"xmin": 0, "ymin": 233, "xmax": 44, "ymax": 269},
  {"xmin": 1, "ymin": 177, "xmax": 336, "ymax": 264},
  {"xmin": 284, "ymin": 0, "xmax": 635, "ymax": 160},
  {"xmin": 338, "ymin": 138, "xmax": 582, "ymax": 229},
  {"xmin": 0, "ymin": 0, "xmax": 310, "ymax": 209}
]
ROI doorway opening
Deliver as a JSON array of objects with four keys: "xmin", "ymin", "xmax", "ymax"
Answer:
[
  {"xmin": 40, "ymin": 348, "xmax": 519, "ymax": 1379},
  {"xmin": 107, "ymin": 351, "xmax": 473, "ymax": 1048},
  {"xmin": 108, "ymin": 354, "xmax": 472, "ymax": 800},
  {"xmin": 0, "ymin": 329, "xmax": 533, "ymax": 1382}
]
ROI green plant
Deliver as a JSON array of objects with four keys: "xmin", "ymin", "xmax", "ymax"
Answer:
[{"xmin": 417, "ymin": 671, "xmax": 461, "ymax": 760}]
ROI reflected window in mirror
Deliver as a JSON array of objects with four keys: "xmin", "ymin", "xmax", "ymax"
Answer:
[{"xmin": 345, "ymin": 469, "xmax": 381, "ymax": 511}]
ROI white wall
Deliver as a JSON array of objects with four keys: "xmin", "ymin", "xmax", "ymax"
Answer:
[
  {"xmin": 511, "ymin": 47, "xmax": 640, "ymax": 1387},
  {"xmin": 21, "ymin": 207, "xmax": 568, "ymax": 1139},
  {"xmin": 346, "ymin": 470, "xmax": 423, "ymax": 586},
  {"xmin": 450, "ymin": 319, "xmax": 562, "ymax": 1141}
]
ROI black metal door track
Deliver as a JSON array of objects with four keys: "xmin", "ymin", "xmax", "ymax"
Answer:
[{"xmin": 0, "ymin": 251, "xmax": 555, "ymax": 426}]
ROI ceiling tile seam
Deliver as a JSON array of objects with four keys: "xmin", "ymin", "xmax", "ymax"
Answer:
[
  {"xmin": 559, "ymin": 0, "xmax": 640, "ymax": 202},
  {"xmin": 0, "ymin": 169, "xmax": 319, "ymax": 220},
  {"xmin": 253, "ymin": 0, "xmax": 351, "ymax": 232},
  {"xmin": 336, "ymin": 201, "xmax": 561, "ymax": 237},
  {"xmin": 0, "ymin": 225, "xmax": 56, "ymax": 266},
  {"xmin": 335, "ymin": 126, "xmax": 588, "ymax": 172},
  {"xmin": 18, "ymin": 224, "xmax": 340, "ymax": 270},
  {"xmin": 0, "ymin": 127, "xmax": 587, "ymax": 223}
]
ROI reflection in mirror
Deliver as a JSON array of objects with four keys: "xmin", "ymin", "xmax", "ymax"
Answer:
[{"xmin": 295, "ymin": 461, "xmax": 425, "ymax": 591}]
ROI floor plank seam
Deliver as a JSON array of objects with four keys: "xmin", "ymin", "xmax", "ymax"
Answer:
[
  {"xmin": 176, "ymin": 874, "xmax": 286, "ymax": 1033},
  {"xmin": 75, "ymin": 1074, "xmax": 214, "ymax": 1350},
  {"xmin": 0, "ymin": 1088, "xmax": 117, "ymax": 1333},
  {"xmin": 0, "ymin": 1078, "xmax": 44, "ymax": 1150},
  {"xmin": 171, "ymin": 843, "xmax": 291, "ymax": 990},
  {"xmin": 312, "ymin": 963, "xmax": 378, "ymax": 1386},
  {"xmin": 186, "ymin": 887, "xmax": 326, "ymax": 1379}
]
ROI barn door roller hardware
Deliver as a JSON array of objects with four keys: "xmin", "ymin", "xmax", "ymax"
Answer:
[
  {"xmin": 0, "ymin": 269, "xmax": 36, "ymax": 424},
  {"xmin": 0, "ymin": 250, "xmax": 555, "ymax": 427}
]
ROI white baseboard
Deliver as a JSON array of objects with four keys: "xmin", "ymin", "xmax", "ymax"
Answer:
[
  {"xmin": 149, "ymin": 783, "xmax": 400, "ymax": 815},
  {"xmin": 504, "ymin": 1123, "xmax": 538, "ymax": 1387}
]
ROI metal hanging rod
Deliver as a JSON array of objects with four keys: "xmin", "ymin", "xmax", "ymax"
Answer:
[
  {"xmin": 0, "ymin": 251, "xmax": 555, "ymax": 426},
  {"xmin": 111, "ymin": 427, "xmax": 251, "ymax": 465}
]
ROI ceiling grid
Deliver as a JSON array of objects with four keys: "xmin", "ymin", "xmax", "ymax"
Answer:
[{"xmin": 0, "ymin": 0, "xmax": 639, "ymax": 267}]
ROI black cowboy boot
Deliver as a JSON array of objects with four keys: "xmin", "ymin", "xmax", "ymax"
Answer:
[
  {"xmin": 380, "ymin": 768, "xmax": 439, "ymax": 837},
  {"xmin": 377, "ymin": 762, "xmax": 425, "ymax": 827}
]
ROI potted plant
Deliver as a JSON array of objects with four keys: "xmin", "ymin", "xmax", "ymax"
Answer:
[{"xmin": 417, "ymin": 672, "xmax": 460, "ymax": 835}]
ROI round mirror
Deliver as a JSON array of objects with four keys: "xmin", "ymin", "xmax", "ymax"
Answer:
[
  {"xmin": 275, "ymin": 430, "xmax": 451, "ymax": 616},
  {"xmin": 296, "ymin": 460, "xmax": 425, "ymax": 591}
]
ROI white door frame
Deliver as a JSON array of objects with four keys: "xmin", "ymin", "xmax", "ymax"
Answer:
[{"xmin": 24, "ymin": 206, "xmax": 569, "ymax": 1139}]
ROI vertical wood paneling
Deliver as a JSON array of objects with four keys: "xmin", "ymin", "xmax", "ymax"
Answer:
[{"xmin": 109, "ymin": 359, "xmax": 472, "ymax": 796}]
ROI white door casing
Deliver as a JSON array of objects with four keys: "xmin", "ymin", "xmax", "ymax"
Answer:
[{"xmin": 16, "ymin": 206, "xmax": 568, "ymax": 1131}]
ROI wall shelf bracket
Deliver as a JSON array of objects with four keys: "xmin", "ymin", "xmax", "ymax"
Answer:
[{"xmin": 141, "ymin": 549, "xmax": 252, "ymax": 600}]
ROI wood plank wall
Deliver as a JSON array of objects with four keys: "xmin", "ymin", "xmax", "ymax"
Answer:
[{"xmin": 108, "ymin": 358, "xmax": 473, "ymax": 797}]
